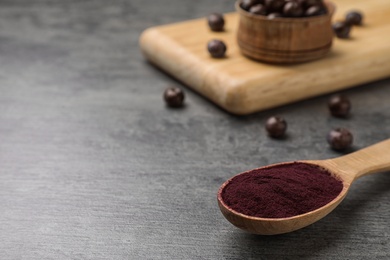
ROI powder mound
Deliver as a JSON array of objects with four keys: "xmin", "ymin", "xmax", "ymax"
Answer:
[{"xmin": 221, "ymin": 162, "xmax": 343, "ymax": 218}]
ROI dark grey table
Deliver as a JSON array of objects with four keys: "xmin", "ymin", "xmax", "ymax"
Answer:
[{"xmin": 0, "ymin": 1, "xmax": 389, "ymax": 259}]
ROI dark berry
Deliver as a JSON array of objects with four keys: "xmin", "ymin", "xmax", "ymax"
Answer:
[
  {"xmin": 327, "ymin": 128, "xmax": 353, "ymax": 151},
  {"xmin": 294, "ymin": 0, "xmax": 307, "ymax": 5},
  {"xmin": 207, "ymin": 13, "xmax": 225, "ymax": 31},
  {"xmin": 328, "ymin": 94, "xmax": 351, "ymax": 118},
  {"xmin": 304, "ymin": 0, "xmax": 323, "ymax": 8},
  {"xmin": 207, "ymin": 39, "xmax": 227, "ymax": 58},
  {"xmin": 346, "ymin": 11, "xmax": 363, "ymax": 26},
  {"xmin": 265, "ymin": 116, "xmax": 287, "ymax": 138},
  {"xmin": 267, "ymin": 12, "xmax": 282, "ymax": 19},
  {"xmin": 305, "ymin": 5, "xmax": 322, "ymax": 17},
  {"xmin": 240, "ymin": 0, "xmax": 262, "ymax": 11},
  {"xmin": 264, "ymin": 0, "xmax": 285, "ymax": 13},
  {"xmin": 333, "ymin": 21, "xmax": 351, "ymax": 39},
  {"xmin": 163, "ymin": 87, "xmax": 185, "ymax": 108},
  {"xmin": 283, "ymin": 2, "xmax": 304, "ymax": 17},
  {"xmin": 249, "ymin": 4, "xmax": 267, "ymax": 15}
]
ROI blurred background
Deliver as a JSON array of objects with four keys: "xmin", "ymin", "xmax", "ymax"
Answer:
[{"xmin": 0, "ymin": 0, "xmax": 389, "ymax": 259}]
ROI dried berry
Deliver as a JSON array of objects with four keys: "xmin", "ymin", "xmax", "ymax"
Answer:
[
  {"xmin": 240, "ymin": 0, "xmax": 328, "ymax": 18},
  {"xmin": 283, "ymin": 1, "xmax": 304, "ymax": 17},
  {"xmin": 346, "ymin": 11, "xmax": 363, "ymax": 26},
  {"xmin": 305, "ymin": 5, "xmax": 322, "ymax": 17},
  {"xmin": 265, "ymin": 0, "xmax": 284, "ymax": 13},
  {"xmin": 240, "ymin": 0, "xmax": 327, "ymax": 19},
  {"xmin": 241, "ymin": 0, "xmax": 262, "ymax": 11},
  {"xmin": 328, "ymin": 94, "xmax": 351, "ymax": 118},
  {"xmin": 304, "ymin": 0, "xmax": 323, "ymax": 8},
  {"xmin": 207, "ymin": 13, "xmax": 225, "ymax": 31},
  {"xmin": 267, "ymin": 12, "xmax": 282, "ymax": 19},
  {"xmin": 265, "ymin": 116, "xmax": 287, "ymax": 138},
  {"xmin": 327, "ymin": 128, "xmax": 353, "ymax": 151},
  {"xmin": 249, "ymin": 4, "xmax": 267, "ymax": 15},
  {"xmin": 333, "ymin": 21, "xmax": 351, "ymax": 38},
  {"xmin": 207, "ymin": 39, "xmax": 227, "ymax": 58},
  {"xmin": 163, "ymin": 87, "xmax": 185, "ymax": 108}
]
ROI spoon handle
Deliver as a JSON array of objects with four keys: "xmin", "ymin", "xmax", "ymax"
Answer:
[{"xmin": 329, "ymin": 138, "xmax": 390, "ymax": 181}]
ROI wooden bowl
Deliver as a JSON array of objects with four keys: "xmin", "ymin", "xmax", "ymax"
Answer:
[{"xmin": 236, "ymin": 1, "xmax": 336, "ymax": 64}]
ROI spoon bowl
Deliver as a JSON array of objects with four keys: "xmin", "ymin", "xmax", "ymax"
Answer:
[{"xmin": 217, "ymin": 139, "xmax": 390, "ymax": 235}]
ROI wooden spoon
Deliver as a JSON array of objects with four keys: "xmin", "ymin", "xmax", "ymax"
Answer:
[{"xmin": 217, "ymin": 139, "xmax": 390, "ymax": 235}]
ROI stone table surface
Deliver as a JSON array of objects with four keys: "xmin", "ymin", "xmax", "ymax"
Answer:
[{"xmin": 0, "ymin": 1, "xmax": 389, "ymax": 259}]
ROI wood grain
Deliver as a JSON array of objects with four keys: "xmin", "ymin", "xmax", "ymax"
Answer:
[
  {"xmin": 140, "ymin": 0, "xmax": 390, "ymax": 115},
  {"xmin": 236, "ymin": 1, "xmax": 336, "ymax": 63}
]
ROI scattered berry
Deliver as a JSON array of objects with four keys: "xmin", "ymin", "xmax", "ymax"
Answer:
[
  {"xmin": 327, "ymin": 128, "xmax": 353, "ymax": 151},
  {"xmin": 265, "ymin": 116, "xmax": 287, "ymax": 138},
  {"xmin": 163, "ymin": 87, "xmax": 185, "ymax": 108},
  {"xmin": 207, "ymin": 13, "xmax": 225, "ymax": 31},
  {"xmin": 328, "ymin": 94, "xmax": 351, "ymax": 118},
  {"xmin": 207, "ymin": 39, "xmax": 227, "ymax": 58},
  {"xmin": 346, "ymin": 11, "xmax": 363, "ymax": 26},
  {"xmin": 333, "ymin": 21, "xmax": 352, "ymax": 39}
]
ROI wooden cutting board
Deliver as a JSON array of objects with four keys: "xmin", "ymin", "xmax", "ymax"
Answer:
[{"xmin": 139, "ymin": 0, "xmax": 390, "ymax": 115}]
